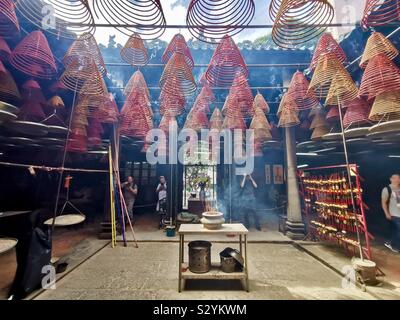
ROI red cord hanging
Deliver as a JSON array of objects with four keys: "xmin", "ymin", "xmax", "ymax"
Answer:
[
  {"xmin": 286, "ymin": 70, "xmax": 319, "ymax": 111},
  {"xmin": 361, "ymin": 0, "xmax": 400, "ymax": 29},
  {"xmin": 205, "ymin": 35, "xmax": 248, "ymax": 87},
  {"xmin": 0, "ymin": 0, "xmax": 20, "ymax": 38},
  {"xmin": 162, "ymin": 33, "xmax": 194, "ymax": 68},
  {"xmin": 15, "ymin": 0, "xmax": 95, "ymax": 40},
  {"xmin": 309, "ymin": 33, "xmax": 347, "ymax": 70},
  {"xmin": 343, "ymin": 98, "xmax": 371, "ymax": 128},
  {"xmin": 186, "ymin": 0, "xmax": 255, "ymax": 43},
  {"xmin": 121, "ymin": 33, "xmax": 149, "ymax": 67},
  {"xmin": 10, "ymin": 31, "xmax": 57, "ymax": 79}
]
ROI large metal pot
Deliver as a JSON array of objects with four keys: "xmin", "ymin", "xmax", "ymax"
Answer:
[{"xmin": 188, "ymin": 240, "xmax": 211, "ymax": 273}]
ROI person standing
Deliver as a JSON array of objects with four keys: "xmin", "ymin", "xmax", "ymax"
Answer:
[
  {"xmin": 122, "ymin": 176, "xmax": 138, "ymax": 221},
  {"xmin": 156, "ymin": 176, "xmax": 168, "ymax": 228},
  {"xmin": 240, "ymin": 174, "xmax": 261, "ymax": 231},
  {"xmin": 382, "ymin": 173, "xmax": 400, "ymax": 253}
]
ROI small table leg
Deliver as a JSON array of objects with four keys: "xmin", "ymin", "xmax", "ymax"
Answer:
[
  {"xmin": 239, "ymin": 235, "xmax": 243, "ymax": 254},
  {"xmin": 178, "ymin": 234, "xmax": 183, "ymax": 292},
  {"xmin": 244, "ymin": 235, "xmax": 249, "ymax": 292}
]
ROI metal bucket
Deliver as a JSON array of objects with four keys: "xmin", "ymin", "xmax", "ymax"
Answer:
[
  {"xmin": 220, "ymin": 254, "xmax": 236, "ymax": 273},
  {"xmin": 166, "ymin": 225, "xmax": 175, "ymax": 237},
  {"xmin": 188, "ymin": 240, "xmax": 211, "ymax": 273}
]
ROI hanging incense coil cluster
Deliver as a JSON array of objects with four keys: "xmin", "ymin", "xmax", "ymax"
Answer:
[
  {"xmin": 67, "ymin": 101, "xmax": 89, "ymax": 152},
  {"xmin": 186, "ymin": 0, "xmax": 255, "ymax": 43},
  {"xmin": 222, "ymin": 109, "xmax": 246, "ymax": 130},
  {"xmin": 310, "ymin": 109, "xmax": 330, "ymax": 140},
  {"xmin": 87, "ymin": 117, "xmax": 104, "ymax": 147},
  {"xmin": 250, "ymin": 106, "xmax": 272, "ymax": 155},
  {"xmin": 0, "ymin": 63, "xmax": 21, "ymax": 101},
  {"xmin": 253, "ymin": 93, "xmax": 270, "ymax": 114},
  {"xmin": 0, "ymin": 0, "xmax": 20, "ymax": 38},
  {"xmin": 277, "ymin": 94, "xmax": 300, "ymax": 128},
  {"xmin": 162, "ymin": 34, "xmax": 194, "ymax": 68},
  {"xmin": 124, "ymin": 70, "xmax": 151, "ymax": 105},
  {"xmin": 205, "ymin": 35, "xmax": 248, "ymax": 87},
  {"xmin": 209, "ymin": 108, "xmax": 224, "ymax": 131},
  {"xmin": 326, "ymin": 105, "xmax": 339, "ymax": 123},
  {"xmin": 229, "ymin": 72, "xmax": 254, "ymax": 116},
  {"xmin": 0, "ymin": 37, "xmax": 11, "ymax": 62},
  {"xmin": 369, "ymin": 90, "xmax": 400, "ymax": 121},
  {"xmin": 93, "ymin": 0, "xmax": 166, "ymax": 40},
  {"xmin": 270, "ymin": 0, "xmax": 334, "ymax": 48},
  {"xmin": 287, "ymin": 71, "xmax": 319, "ymax": 111},
  {"xmin": 15, "ymin": 0, "xmax": 95, "ymax": 40},
  {"xmin": 325, "ymin": 68, "xmax": 358, "ymax": 106},
  {"xmin": 96, "ymin": 93, "xmax": 119, "ymax": 124},
  {"xmin": 158, "ymin": 111, "xmax": 177, "ymax": 146},
  {"xmin": 360, "ymin": 32, "xmax": 398, "ymax": 68},
  {"xmin": 184, "ymin": 100, "xmax": 210, "ymax": 132},
  {"xmin": 63, "ymin": 33, "xmax": 107, "ymax": 76},
  {"xmin": 18, "ymin": 79, "xmax": 46, "ymax": 121},
  {"xmin": 343, "ymin": 98, "xmax": 371, "ymax": 128},
  {"xmin": 359, "ymin": 54, "xmax": 400, "ymax": 101},
  {"xmin": 310, "ymin": 33, "xmax": 347, "ymax": 70},
  {"xmin": 10, "ymin": 31, "xmax": 57, "ymax": 79},
  {"xmin": 159, "ymin": 87, "xmax": 186, "ymax": 117},
  {"xmin": 121, "ymin": 33, "xmax": 149, "ymax": 67},
  {"xmin": 361, "ymin": 0, "xmax": 400, "ymax": 29}
]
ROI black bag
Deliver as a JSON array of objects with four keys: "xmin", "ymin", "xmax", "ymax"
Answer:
[{"xmin": 386, "ymin": 185, "xmax": 393, "ymax": 207}]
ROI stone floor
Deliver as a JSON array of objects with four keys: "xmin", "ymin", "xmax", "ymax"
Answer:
[{"xmin": 35, "ymin": 242, "xmax": 377, "ymax": 300}]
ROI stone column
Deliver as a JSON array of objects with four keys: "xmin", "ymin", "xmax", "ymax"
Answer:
[{"xmin": 285, "ymin": 126, "xmax": 305, "ymax": 239}]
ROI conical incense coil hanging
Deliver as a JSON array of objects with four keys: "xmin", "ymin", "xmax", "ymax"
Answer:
[
  {"xmin": 369, "ymin": 90, "xmax": 400, "ymax": 121},
  {"xmin": 250, "ymin": 108, "xmax": 272, "ymax": 140},
  {"xmin": 162, "ymin": 33, "xmax": 194, "ymax": 68},
  {"xmin": 325, "ymin": 68, "xmax": 358, "ymax": 106},
  {"xmin": 326, "ymin": 106, "xmax": 340, "ymax": 123},
  {"xmin": 361, "ymin": 0, "xmax": 400, "ymax": 29},
  {"xmin": 186, "ymin": 0, "xmax": 255, "ymax": 43},
  {"xmin": 75, "ymin": 92, "xmax": 110, "ymax": 118},
  {"xmin": 120, "ymin": 108, "xmax": 153, "ymax": 139},
  {"xmin": 310, "ymin": 112, "xmax": 327, "ymax": 130},
  {"xmin": 309, "ymin": 33, "xmax": 347, "ymax": 70},
  {"xmin": 209, "ymin": 108, "xmax": 224, "ymax": 131},
  {"xmin": 253, "ymin": 93, "xmax": 270, "ymax": 114},
  {"xmin": 343, "ymin": 98, "xmax": 371, "ymax": 128},
  {"xmin": 277, "ymin": 93, "xmax": 297, "ymax": 118},
  {"xmin": 184, "ymin": 108, "xmax": 209, "ymax": 132},
  {"xmin": 271, "ymin": 0, "xmax": 334, "ymax": 49},
  {"xmin": 47, "ymin": 95, "xmax": 65, "ymax": 109},
  {"xmin": 160, "ymin": 52, "xmax": 197, "ymax": 97},
  {"xmin": 60, "ymin": 58, "xmax": 105, "ymax": 95},
  {"xmin": 124, "ymin": 70, "xmax": 150, "ymax": 100},
  {"xmin": 159, "ymin": 87, "xmax": 185, "ymax": 117},
  {"xmin": 359, "ymin": 53, "xmax": 400, "ymax": 101},
  {"xmin": 221, "ymin": 94, "xmax": 242, "ymax": 119},
  {"xmin": 286, "ymin": 70, "xmax": 319, "ymax": 111},
  {"xmin": 93, "ymin": 0, "xmax": 166, "ymax": 40},
  {"xmin": 87, "ymin": 118, "xmax": 104, "ymax": 147},
  {"xmin": 308, "ymin": 54, "xmax": 344, "ymax": 100},
  {"xmin": 0, "ymin": 0, "xmax": 20, "ymax": 38},
  {"xmin": 230, "ymin": 72, "xmax": 254, "ymax": 116},
  {"xmin": 21, "ymin": 79, "xmax": 46, "ymax": 105},
  {"xmin": 278, "ymin": 106, "xmax": 300, "ymax": 128},
  {"xmin": 308, "ymin": 104, "xmax": 323, "ymax": 119},
  {"xmin": 360, "ymin": 32, "xmax": 399, "ymax": 69},
  {"xmin": 49, "ymin": 80, "xmax": 67, "ymax": 93},
  {"xmin": 97, "ymin": 93, "xmax": 119, "ymax": 124},
  {"xmin": 159, "ymin": 112, "xmax": 177, "ymax": 136},
  {"xmin": 121, "ymin": 33, "xmax": 149, "ymax": 67},
  {"xmin": 15, "ymin": 0, "xmax": 95, "ymax": 40},
  {"xmin": 198, "ymin": 84, "xmax": 216, "ymax": 104},
  {"xmin": 0, "ymin": 64, "xmax": 20, "ymax": 101},
  {"xmin": 311, "ymin": 125, "xmax": 330, "ymax": 140},
  {"xmin": 0, "ymin": 37, "xmax": 11, "ymax": 62},
  {"xmin": 18, "ymin": 101, "xmax": 46, "ymax": 121},
  {"xmin": 63, "ymin": 33, "xmax": 107, "ymax": 76},
  {"xmin": 10, "ymin": 31, "xmax": 57, "ymax": 79},
  {"xmin": 67, "ymin": 132, "xmax": 87, "ymax": 153},
  {"xmin": 222, "ymin": 109, "xmax": 246, "ymax": 130},
  {"xmin": 205, "ymin": 35, "xmax": 248, "ymax": 87}
]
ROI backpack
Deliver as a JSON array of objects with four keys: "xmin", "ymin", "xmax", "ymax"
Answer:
[{"xmin": 386, "ymin": 185, "xmax": 393, "ymax": 206}]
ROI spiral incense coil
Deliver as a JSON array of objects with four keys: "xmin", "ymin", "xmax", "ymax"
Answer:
[
  {"xmin": 205, "ymin": 35, "xmax": 248, "ymax": 87},
  {"xmin": 221, "ymin": 94, "xmax": 242, "ymax": 118},
  {"xmin": 186, "ymin": 0, "xmax": 255, "ymax": 43},
  {"xmin": 60, "ymin": 58, "xmax": 105, "ymax": 94},
  {"xmin": 198, "ymin": 84, "xmax": 216, "ymax": 104},
  {"xmin": 310, "ymin": 112, "xmax": 327, "ymax": 130},
  {"xmin": 47, "ymin": 95, "xmax": 65, "ymax": 109},
  {"xmin": 121, "ymin": 33, "xmax": 149, "ymax": 67},
  {"xmin": 22, "ymin": 79, "xmax": 41, "ymax": 91},
  {"xmin": 287, "ymin": 71, "xmax": 319, "ymax": 110},
  {"xmin": 159, "ymin": 86, "xmax": 186, "ymax": 117},
  {"xmin": 230, "ymin": 72, "xmax": 254, "ymax": 116},
  {"xmin": 325, "ymin": 68, "xmax": 358, "ymax": 106},
  {"xmin": 21, "ymin": 80, "xmax": 46, "ymax": 106},
  {"xmin": 326, "ymin": 106, "xmax": 339, "ymax": 123},
  {"xmin": 278, "ymin": 106, "xmax": 300, "ymax": 128},
  {"xmin": 360, "ymin": 32, "xmax": 399, "ymax": 69},
  {"xmin": 162, "ymin": 34, "xmax": 194, "ymax": 68},
  {"xmin": 10, "ymin": 31, "xmax": 57, "ymax": 79},
  {"xmin": 271, "ymin": 0, "xmax": 334, "ymax": 49},
  {"xmin": 209, "ymin": 108, "xmax": 224, "ymax": 131},
  {"xmin": 87, "ymin": 118, "xmax": 103, "ymax": 146},
  {"xmin": 359, "ymin": 53, "xmax": 400, "ymax": 101},
  {"xmin": 18, "ymin": 102, "xmax": 46, "ymax": 121},
  {"xmin": 250, "ymin": 108, "xmax": 272, "ymax": 140},
  {"xmin": 63, "ymin": 33, "xmax": 106, "ymax": 76},
  {"xmin": 158, "ymin": 112, "xmax": 177, "ymax": 135},
  {"xmin": 369, "ymin": 90, "xmax": 400, "ymax": 121},
  {"xmin": 311, "ymin": 125, "xmax": 330, "ymax": 140},
  {"xmin": 0, "ymin": 65, "xmax": 21, "ymax": 101},
  {"xmin": 308, "ymin": 104, "xmax": 323, "ymax": 119},
  {"xmin": 67, "ymin": 133, "xmax": 87, "ymax": 153},
  {"xmin": 15, "ymin": 0, "xmax": 94, "ymax": 40},
  {"xmin": 76, "ymin": 92, "xmax": 110, "ymax": 118},
  {"xmin": 184, "ymin": 108, "xmax": 209, "ymax": 132},
  {"xmin": 160, "ymin": 52, "xmax": 197, "ymax": 97},
  {"xmin": 253, "ymin": 93, "xmax": 270, "ymax": 114},
  {"xmin": 308, "ymin": 54, "xmax": 344, "ymax": 100},
  {"xmin": 343, "ymin": 98, "xmax": 371, "ymax": 127},
  {"xmin": 49, "ymin": 80, "xmax": 67, "ymax": 93},
  {"xmin": 309, "ymin": 33, "xmax": 347, "ymax": 71},
  {"xmin": 277, "ymin": 93, "xmax": 297, "ymax": 119},
  {"xmin": 361, "ymin": 0, "xmax": 400, "ymax": 29},
  {"xmin": 0, "ymin": 0, "xmax": 20, "ymax": 38},
  {"xmin": 93, "ymin": 0, "xmax": 166, "ymax": 40},
  {"xmin": 0, "ymin": 37, "xmax": 11, "ymax": 62},
  {"xmin": 97, "ymin": 93, "xmax": 119, "ymax": 124},
  {"xmin": 124, "ymin": 70, "xmax": 150, "ymax": 99},
  {"xmin": 222, "ymin": 109, "xmax": 246, "ymax": 130}
]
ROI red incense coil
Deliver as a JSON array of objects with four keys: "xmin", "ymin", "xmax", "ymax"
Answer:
[
  {"xmin": 186, "ymin": 0, "xmax": 255, "ymax": 43},
  {"xmin": 63, "ymin": 33, "xmax": 107, "ymax": 76},
  {"xmin": 230, "ymin": 72, "xmax": 254, "ymax": 116},
  {"xmin": 160, "ymin": 52, "xmax": 197, "ymax": 97},
  {"xmin": 184, "ymin": 108, "xmax": 209, "ymax": 131},
  {"xmin": 93, "ymin": 0, "xmax": 166, "ymax": 40},
  {"xmin": 278, "ymin": 106, "xmax": 300, "ymax": 128},
  {"xmin": 97, "ymin": 93, "xmax": 119, "ymax": 124},
  {"xmin": 49, "ymin": 80, "xmax": 67, "ymax": 93},
  {"xmin": 87, "ymin": 118, "xmax": 104, "ymax": 146},
  {"xmin": 221, "ymin": 94, "xmax": 241, "ymax": 118},
  {"xmin": 253, "ymin": 93, "xmax": 270, "ymax": 114},
  {"xmin": 360, "ymin": 32, "xmax": 399, "ymax": 69},
  {"xmin": 326, "ymin": 106, "xmax": 340, "ymax": 123},
  {"xmin": 222, "ymin": 109, "xmax": 246, "ymax": 130},
  {"xmin": 21, "ymin": 80, "xmax": 46, "ymax": 105},
  {"xmin": 309, "ymin": 33, "xmax": 347, "ymax": 70},
  {"xmin": 209, "ymin": 108, "xmax": 224, "ymax": 131},
  {"xmin": 0, "ymin": 64, "xmax": 20, "ymax": 101},
  {"xmin": 159, "ymin": 86, "xmax": 186, "ymax": 117},
  {"xmin": 361, "ymin": 0, "xmax": 400, "ymax": 29},
  {"xmin": 159, "ymin": 112, "xmax": 177, "ymax": 135},
  {"xmin": 121, "ymin": 33, "xmax": 149, "ymax": 67},
  {"xmin": 124, "ymin": 70, "xmax": 151, "ymax": 103},
  {"xmin": 325, "ymin": 68, "xmax": 358, "ymax": 106},
  {"xmin": 22, "ymin": 79, "xmax": 41, "ymax": 91},
  {"xmin": 287, "ymin": 71, "xmax": 319, "ymax": 110},
  {"xmin": 18, "ymin": 101, "xmax": 46, "ymax": 121},
  {"xmin": 198, "ymin": 84, "xmax": 216, "ymax": 104},
  {"xmin": 369, "ymin": 90, "xmax": 400, "ymax": 121},
  {"xmin": 0, "ymin": 37, "xmax": 11, "ymax": 62},
  {"xmin": 67, "ymin": 133, "xmax": 87, "ymax": 153},
  {"xmin": 310, "ymin": 112, "xmax": 327, "ymax": 130},
  {"xmin": 10, "ymin": 31, "xmax": 57, "ymax": 79},
  {"xmin": 162, "ymin": 33, "xmax": 194, "ymax": 68},
  {"xmin": 271, "ymin": 0, "xmax": 334, "ymax": 49},
  {"xmin": 0, "ymin": 0, "xmax": 20, "ymax": 38},
  {"xmin": 205, "ymin": 35, "xmax": 248, "ymax": 87},
  {"xmin": 343, "ymin": 98, "xmax": 371, "ymax": 127},
  {"xmin": 359, "ymin": 53, "xmax": 400, "ymax": 101}
]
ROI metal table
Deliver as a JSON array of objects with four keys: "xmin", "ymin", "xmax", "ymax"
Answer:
[{"xmin": 178, "ymin": 223, "xmax": 249, "ymax": 292}]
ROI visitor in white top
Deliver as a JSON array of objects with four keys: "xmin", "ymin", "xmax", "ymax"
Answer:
[{"xmin": 156, "ymin": 176, "xmax": 168, "ymax": 228}]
